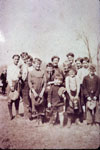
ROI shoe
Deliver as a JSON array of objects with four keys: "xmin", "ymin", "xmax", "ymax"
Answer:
[
  {"xmin": 76, "ymin": 118, "xmax": 81, "ymax": 125},
  {"xmin": 29, "ymin": 117, "xmax": 33, "ymax": 121},
  {"xmin": 10, "ymin": 116, "xmax": 14, "ymax": 120}
]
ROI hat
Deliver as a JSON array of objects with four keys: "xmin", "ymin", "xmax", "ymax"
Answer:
[
  {"xmin": 66, "ymin": 53, "xmax": 74, "ymax": 58},
  {"xmin": 58, "ymin": 87, "xmax": 66, "ymax": 96},
  {"xmin": 9, "ymin": 90, "xmax": 19, "ymax": 101},
  {"xmin": 89, "ymin": 64, "xmax": 96, "ymax": 72},
  {"xmin": 87, "ymin": 100, "xmax": 96, "ymax": 110},
  {"xmin": 51, "ymin": 56, "xmax": 60, "ymax": 62}
]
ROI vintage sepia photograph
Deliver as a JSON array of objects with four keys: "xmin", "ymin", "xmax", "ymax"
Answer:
[{"xmin": 0, "ymin": 0, "xmax": 100, "ymax": 149}]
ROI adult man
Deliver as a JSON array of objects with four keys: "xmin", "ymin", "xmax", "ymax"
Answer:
[
  {"xmin": 51, "ymin": 56, "xmax": 64, "ymax": 82},
  {"xmin": 83, "ymin": 64, "xmax": 100, "ymax": 125},
  {"xmin": 20, "ymin": 52, "xmax": 32, "ymax": 120},
  {"xmin": 7, "ymin": 55, "xmax": 21, "ymax": 120},
  {"xmin": 63, "ymin": 52, "xmax": 75, "ymax": 77}
]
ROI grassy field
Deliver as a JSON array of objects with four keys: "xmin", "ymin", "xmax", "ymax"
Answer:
[{"xmin": 0, "ymin": 94, "xmax": 100, "ymax": 149}]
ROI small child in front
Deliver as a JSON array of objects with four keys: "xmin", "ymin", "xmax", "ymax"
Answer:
[{"xmin": 47, "ymin": 74, "xmax": 66, "ymax": 127}]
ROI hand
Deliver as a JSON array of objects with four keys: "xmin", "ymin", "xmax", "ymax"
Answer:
[
  {"xmin": 39, "ymin": 93, "xmax": 43, "ymax": 98},
  {"xmin": 93, "ymin": 96, "xmax": 97, "ymax": 100},
  {"xmin": 10, "ymin": 86, "xmax": 14, "ymax": 92},
  {"xmin": 48, "ymin": 102, "xmax": 51, "ymax": 108},
  {"xmin": 75, "ymin": 95, "xmax": 79, "ymax": 100},
  {"xmin": 82, "ymin": 105, "xmax": 85, "ymax": 112},
  {"xmin": 70, "ymin": 95, "xmax": 74, "ymax": 101},
  {"xmin": 87, "ymin": 97, "xmax": 91, "ymax": 101},
  {"xmin": 31, "ymin": 89, "xmax": 38, "ymax": 98},
  {"xmin": 34, "ymin": 93, "xmax": 38, "ymax": 98}
]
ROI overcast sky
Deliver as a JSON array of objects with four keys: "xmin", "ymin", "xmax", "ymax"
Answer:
[{"xmin": 0, "ymin": 0, "xmax": 100, "ymax": 65}]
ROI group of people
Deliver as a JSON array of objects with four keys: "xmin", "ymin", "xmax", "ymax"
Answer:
[{"xmin": 6, "ymin": 52, "xmax": 100, "ymax": 128}]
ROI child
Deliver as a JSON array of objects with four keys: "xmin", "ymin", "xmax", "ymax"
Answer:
[
  {"xmin": 47, "ymin": 74, "xmax": 66, "ymax": 127},
  {"xmin": 65, "ymin": 67, "xmax": 81, "ymax": 128},
  {"xmin": 83, "ymin": 64, "xmax": 100, "ymax": 125},
  {"xmin": 28, "ymin": 58, "xmax": 46, "ymax": 124}
]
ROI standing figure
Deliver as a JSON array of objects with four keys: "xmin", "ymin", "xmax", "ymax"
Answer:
[
  {"xmin": 20, "ymin": 52, "xmax": 32, "ymax": 120},
  {"xmin": 63, "ymin": 52, "xmax": 75, "ymax": 78},
  {"xmin": 83, "ymin": 64, "xmax": 100, "ymax": 125},
  {"xmin": 65, "ymin": 67, "xmax": 81, "ymax": 128},
  {"xmin": 47, "ymin": 74, "xmax": 66, "ymax": 127},
  {"xmin": 28, "ymin": 58, "xmax": 46, "ymax": 124},
  {"xmin": 0, "ymin": 68, "xmax": 7, "ymax": 94},
  {"xmin": 7, "ymin": 55, "xmax": 21, "ymax": 120}
]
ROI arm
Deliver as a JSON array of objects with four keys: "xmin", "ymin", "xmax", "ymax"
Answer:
[
  {"xmin": 39, "ymin": 74, "xmax": 47, "ymax": 98},
  {"xmin": 65, "ymin": 77, "xmax": 72, "ymax": 98},
  {"xmin": 83, "ymin": 77, "xmax": 90, "ymax": 99},
  {"xmin": 28, "ymin": 72, "xmax": 38, "ymax": 98},
  {"xmin": 75, "ymin": 76, "xmax": 80, "ymax": 98}
]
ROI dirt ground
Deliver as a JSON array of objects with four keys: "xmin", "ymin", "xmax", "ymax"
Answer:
[{"xmin": 0, "ymin": 94, "xmax": 100, "ymax": 149}]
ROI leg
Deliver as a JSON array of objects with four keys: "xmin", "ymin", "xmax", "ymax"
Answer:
[
  {"xmin": 59, "ymin": 112, "xmax": 64, "ymax": 127},
  {"xmin": 15, "ymin": 98, "xmax": 20, "ymax": 116},
  {"xmin": 86, "ymin": 108, "xmax": 93, "ymax": 124},
  {"xmin": 8, "ymin": 100, "xmax": 13, "ymax": 120},
  {"xmin": 67, "ymin": 114, "xmax": 72, "ymax": 128}
]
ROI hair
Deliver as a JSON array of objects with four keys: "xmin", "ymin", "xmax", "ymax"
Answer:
[
  {"xmin": 54, "ymin": 74, "xmax": 63, "ymax": 81},
  {"xmin": 69, "ymin": 67, "xmax": 77, "ymax": 75},
  {"xmin": 20, "ymin": 52, "xmax": 28, "ymax": 58},
  {"xmin": 12, "ymin": 54, "xmax": 20, "ymax": 59},
  {"xmin": 66, "ymin": 53, "xmax": 74, "ymax": 58},
  {"xmin": 27, "ymin": 55, "xmax": 33, "ymax": 62},
  {"xmin": 89, "ymin": 64, "xmax": 96, "ymax": 72},
  {"xmin": 51, "ymin": 56, "xmax": 60, "ymax": 62},
  {"xmin": 75, "ymin": 57, "xmax": 83, "ymax": 63},
  {"xmin": 82, "ymin": 57, "xmax": 89, "ymax": 63},
  {"xmin": 46, "ymin": 63, "xmax": 54, "ymax": 68},
  {"xmin": 34, "ymin": 58, "xmax": 42, "ymax": 64}
]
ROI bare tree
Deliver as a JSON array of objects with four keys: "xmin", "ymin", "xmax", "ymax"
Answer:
[
  {"xmin": 76, "ymin": 31, "xmax": 92, "ymax": 63},
  {"xmin": 97, "ymin": 42, "xmax": 100, "ymax": 77}
]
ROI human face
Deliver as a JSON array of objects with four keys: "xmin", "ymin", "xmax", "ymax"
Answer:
[
  {"xmin": 69, "ymin": 70, "xmax": 76, "ymax": 77},
  {"xmin": 26, "ymin": 59, "xmax": 32, "ymax": 67},
  {"xmin": 23, "ymin": 55, "xmax": 28, "ymax": 64},
  {"xmin": 13, "ymin": 56, "xmax": 20, "ymax": 65},
  {"xmin": 68, "ymin": 56, "xmax": 74, "ymax": 64},
  {"xmin": 52, "ymin": 58, "xmax": 59, "ymax": 67},
  {"xmin": 34, "ymin": 61, "xmax": 41, "ymax": 70},
  {"xmin": 46, "ymin": 66, "xmax": 53, "ymax": 74},
  {"xmin": 89, "ymin": 70, "xmax": 95, "ymax": 76},
  {"xmin": 82, "ymin": 61, "xmax": 89, "ymax": 69},
  {"xmin": 75, "ymin": 61, "xmax": 82, "ymax": 69},
  {"xmin": 54, "ymin": 78, "xmax": 62, "ymax": 85}
]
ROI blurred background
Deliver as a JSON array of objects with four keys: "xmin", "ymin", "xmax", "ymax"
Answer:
[{"xmin": 0, "ymin": 0, "xmax": 100, "ymax": 69}]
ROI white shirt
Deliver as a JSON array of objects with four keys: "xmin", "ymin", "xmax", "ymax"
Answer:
[
  {"xmin": 21, "ymin": 63, "xmax": 28, "ymax": 81},
  {"xmin": 7, "ymin": 63, "xmax": 21, "ymax": 87},
  {"xmin": 77, "ymin": 68, "xmax": 89, "ymax": 84},
  {"xmin": 65, "ymin": 75, "xmax": 80, "ymax": 96}
]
